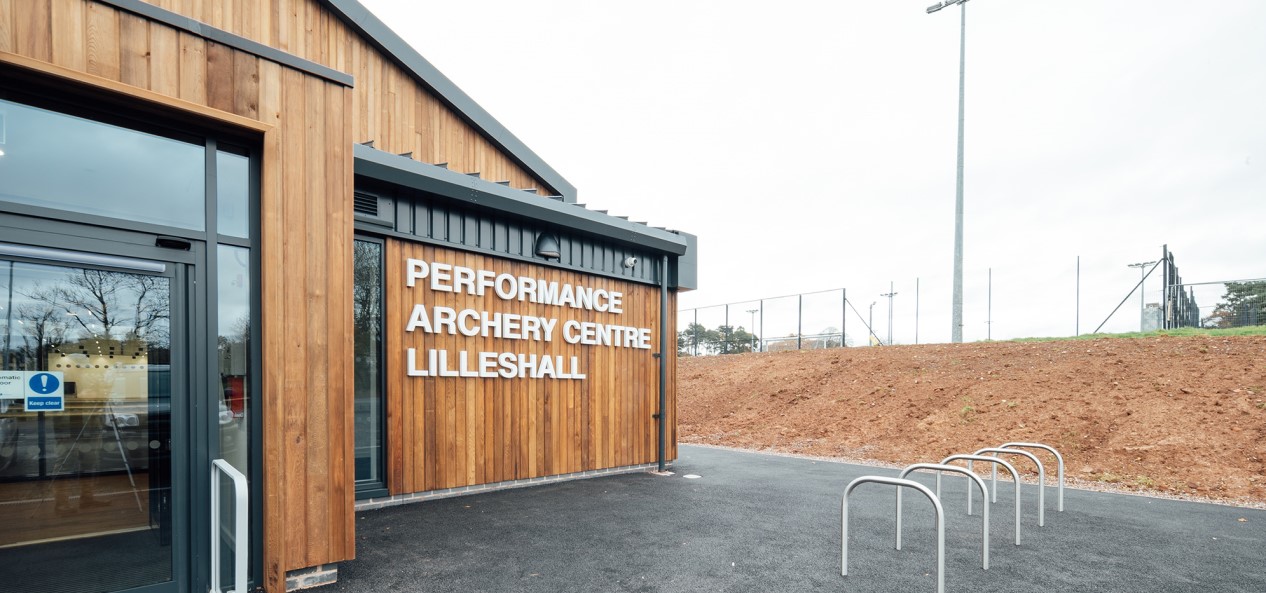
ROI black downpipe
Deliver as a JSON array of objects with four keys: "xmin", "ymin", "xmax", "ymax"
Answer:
[{"xmin": 658, "ymin": 254, "xmax": 669, "ymax": 471}]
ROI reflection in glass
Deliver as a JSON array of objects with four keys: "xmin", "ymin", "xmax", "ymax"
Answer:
[
  {"xmin": 217, "ymin": 245, "xmax": 250, "ymax": 475},
  {"xmin": 217, "ymin": 245, "xmax": 251, "ymax": 585},
  {"xmin": 0, "ymin": 98, "xmax": 205, "ymax": 230},
  {"xmin": 353, "ymin": 240, "xmax": 383, "ymax": 487},
  {"xmin": 217, "ymin": 150, "xmax": 250, "ymax": 238},
  {"xmin": 0, "ymin": 258, "xmax": 173, "ymax": 592}
]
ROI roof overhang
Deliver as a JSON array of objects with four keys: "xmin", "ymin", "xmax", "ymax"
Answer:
[{"xmin": 354, "ymin": 144, "xmax": 687, "ymax": 256}]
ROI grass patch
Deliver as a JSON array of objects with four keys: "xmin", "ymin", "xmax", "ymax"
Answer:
[
  {"xmin": 1097, "ymin": 471, "xmax": 1122, "ymax": 484},
  {"xmin": 1015, "ymin": 325, "xmax": 1266, "ymax": 343}
]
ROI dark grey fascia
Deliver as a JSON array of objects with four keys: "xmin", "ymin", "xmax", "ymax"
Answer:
[
  {"xmin": 673, "ymin": 231, "xmax": 698, "ymax": 291},
  {"xmin": 97, "ymin": 0, "xmax": 353, "ymax": 87},
  {"xmin": 323, "ymin": 0, "xmax": 577, "ymax": 203},
  {"xmin": 354, "ymin": 144, "xmax": 685, "ymax": 256}
]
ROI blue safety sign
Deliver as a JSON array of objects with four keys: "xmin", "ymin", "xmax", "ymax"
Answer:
[
  {"xmin": 29, "ymin": 372, "xmax": 61, "ymax": 395},
  {"xmin": 26, "ymin": 396, "xmax": 64, "ymax": 412},
  {"xmin": 24, "ymin": 371, "xmax": 65, "ymax": 412}
]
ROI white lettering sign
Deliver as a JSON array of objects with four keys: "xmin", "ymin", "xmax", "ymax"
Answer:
[{"xmin": 401, "ymin": 258, "xmax": 655, "ymax": 381}]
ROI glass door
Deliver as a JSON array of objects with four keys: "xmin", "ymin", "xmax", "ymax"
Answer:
[{"xmin": 0, "ymin": 251, "xmax": 186, "ymax": 593}]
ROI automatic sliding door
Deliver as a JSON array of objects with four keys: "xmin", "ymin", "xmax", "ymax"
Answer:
[{"xmin": 0, "ymin": 256, "xmax": 181, "ymax": 593}]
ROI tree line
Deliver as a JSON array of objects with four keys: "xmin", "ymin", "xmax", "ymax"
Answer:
[
  {"xmin": 677, "ymin": 323, "xmax": 852, "ymax": 355},
  {"xmin": 1202, "ymin": 280, "xmax": 1266, "ymax": 328}
]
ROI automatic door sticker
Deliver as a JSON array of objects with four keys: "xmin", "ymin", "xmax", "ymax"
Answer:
[{"xmin": 0, "ymin": 372, "xmax": 23, "ymax": 400}]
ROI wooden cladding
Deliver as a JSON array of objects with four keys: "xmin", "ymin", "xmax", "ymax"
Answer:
[
  {"xmin": 1, "ymin": 1, "xmax": 356, "ymax": 589},
  {"xmin": 385, "ymin": 239, "xmax": 677, "ymax": 493},
  {"xmin": 134, "ymin": 0, "xmax": 556, "ymax": 196}
]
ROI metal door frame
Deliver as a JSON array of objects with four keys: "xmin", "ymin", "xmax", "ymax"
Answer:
[{"xmin": 0, "ymin": 218, "xmax": 208, "ymax": 593}]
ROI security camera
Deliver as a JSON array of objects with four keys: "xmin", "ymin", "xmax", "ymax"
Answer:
[{"xmin": 623, "ymin": 256, "xmax": 638, "ymax": 268}]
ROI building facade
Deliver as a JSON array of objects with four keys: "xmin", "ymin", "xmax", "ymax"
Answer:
[{"xmin": 0, "ymin": 1, "xmax": 695, "ymax": 591}]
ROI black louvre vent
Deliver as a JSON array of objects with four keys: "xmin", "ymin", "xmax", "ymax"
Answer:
[{"xmin": 353, "ymin": 193, "xmax": 378, "ymax": 216}]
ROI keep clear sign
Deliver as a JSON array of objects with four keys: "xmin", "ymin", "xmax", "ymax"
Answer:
[{"xmin": 0, "ymin": 371, "xmax": 65, "ymax": 411}]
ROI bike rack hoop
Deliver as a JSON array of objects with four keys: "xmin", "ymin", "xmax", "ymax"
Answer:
[
  {"xmin": 842, "ymin": 475, "xmax": 945, "ymax": 593},
  {"xmin": 941, "ymin": 454, "xmax": 1022, "ymax": 546},
  {"xmin": 974, "ymin": 447, "xmax": 1046, "ymax": 527},
  {"xmin": 897, "ymin": 463, "xmax": 991, "ymax": 570},
  {"xmin": 1000, "ymin": 442, "xmax": 1064, "ymax": 512}
]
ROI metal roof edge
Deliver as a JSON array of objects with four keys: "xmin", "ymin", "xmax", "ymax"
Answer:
[
  {"xmin": 354, "ymin": 144, "xmax": 686, "ymax": 256},
  {"xmin": 323, "ymin": 0, "xmax": 578, "ymax": 203},
  {"xmin": 99, "ymin": 0, "xmax": 354, "ymax": 86}
]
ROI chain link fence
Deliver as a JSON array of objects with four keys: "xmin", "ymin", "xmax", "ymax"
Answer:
[
  {"xmin": 680, "ymin": 244, "xmax": 1264, "ymax": 356},
  {"xmin": 677, "ymin": 288, "xmax": 890, "ymax": 356}
]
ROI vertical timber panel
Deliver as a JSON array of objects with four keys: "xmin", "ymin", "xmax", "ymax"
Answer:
[
  {"xmin": 13, "ymin": 0, "xmax": 51, "ymax": 62},
  {"xmin": 0, "ymin": 0, "xmax": 14, "ymax": 53},
  {"xmin": 84, "ymin": 0, "xmax": 119, "ymax": 79},
  {"xmin": 49, "ymin": 0, "xmax": 85, "ymax": 71},
  {"xmin": 384, "ymin": 241, "xmax": 671, "ymax": 492},
  {"xmin": 118, "ymin": 13, "xmax": 150, "ymax": 89},
  {"xmin": 302, "ymin": 74, "xmax": 329, "ymax": 568},
  {"xmin": 278, "ymin": 65, "xmax": 310, "ymax": 573},
  {"xmin": 256, "ymin": 57, "xmax": 287, "ymax": 593}
]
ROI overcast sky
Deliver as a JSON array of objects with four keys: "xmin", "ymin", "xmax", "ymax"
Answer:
[{"xmin": 361, "ymin": 0, "xmax": 1266, "ymax": 345}]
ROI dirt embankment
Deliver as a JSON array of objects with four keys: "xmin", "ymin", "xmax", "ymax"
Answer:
[{"xmin": 678, "ymin": 336, "xmax": 1266, "ymax": 504}]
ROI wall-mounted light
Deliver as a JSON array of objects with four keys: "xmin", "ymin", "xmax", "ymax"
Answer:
[{"xmin": 533, "ymin": 232, "xmax": 560, "ymax": 259}]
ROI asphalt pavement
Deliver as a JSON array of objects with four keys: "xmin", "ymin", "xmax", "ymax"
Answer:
[{"xmin": 329, "ymin": 445, "xmax": 1266, "ymax": 593}]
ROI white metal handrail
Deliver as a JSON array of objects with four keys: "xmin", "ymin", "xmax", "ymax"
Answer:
[
  {"xmin": 842, "ymin": 475, "xmax": 945, "ymax": 593},
  {"xmin": 211, "ymin": 459, "xmax": 248, "ymax": 593}
]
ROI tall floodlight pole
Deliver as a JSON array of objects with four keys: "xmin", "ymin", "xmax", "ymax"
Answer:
[
  {"xmin": 881, "ymin": 283, "xmax": 898, "ymax": 346},
  {"xmin": 869, "ymin": 301, "xmax": 878, "ymax": 346},
  {"xmin": 987, "ymin": 267, "xmax": 992, "ymax": 340},
  {"xmin": 915, "ymin": 278, "xmax": 921, "ymax": 344},
  {"xmin": 927, "ymin": 0, "xmax": 970, "ymax": 343},
  {"xmin": 1127, "ymin": 261, "xmax": 1157, "ymax": 331},
  {"xmin": 746, "ymin": 308, "xmax": 759, "ymax": 351}
]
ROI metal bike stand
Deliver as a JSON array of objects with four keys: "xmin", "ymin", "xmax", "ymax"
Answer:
[
  {"xmin": 941, "ymin": 454, "xmax": 1022, "ymax": 546},
  {"xmin": 975, "ymin": 447, "xmax": 1045, "ymax": 527},
  {"xmin": 842, "ymin": 475, "xmax": 945, "ymax": 593},
  {"xmin": 999, "ymin": 442, "xmax": 1064, "ymax": 512},
  {"xmin": 896, "ymin": 463, "xmax": 991, "ymax": 569}
]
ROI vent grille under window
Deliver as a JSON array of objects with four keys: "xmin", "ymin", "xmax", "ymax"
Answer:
[{"xmin": 353, "ymin": 193, "xmax": 378, "ymax": 216}]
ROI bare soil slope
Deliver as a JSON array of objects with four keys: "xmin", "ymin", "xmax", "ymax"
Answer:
[{"xmin": 679, "ymin": 336, "xmax": 1266, "ymax": 504}]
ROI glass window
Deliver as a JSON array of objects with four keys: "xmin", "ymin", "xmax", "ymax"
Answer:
[
  {"xmin": 216, "ymin": 150, "xmax": 250, "ymax": 238},
  {"xmin": 353, "ymin": 240, "xmax": 384, "ymax": 489},
  {"xmin": 216, "ymin": 245, "xmax": 250, "ymax": 475},
  {"xmin": 0, "ymin": 257, "xmax": 175, "ymax": 592},
  {"xmin": 0, "ymin": 98, "xmax": 205, "ymax": 230}
]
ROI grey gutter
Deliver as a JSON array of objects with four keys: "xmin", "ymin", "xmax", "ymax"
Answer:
[
  {"xmin": 323, "ymin": 0, "xmax": 578, "ymax": 202},
  {"xmin": 97, "ymin": 0, "xmax": 353, "ymax": 87},
  {"xmin": 354, "ymin": 144, "xmax": 685, "ymax": 256},
  {"xmin": 657, "ymin": 254, "xmax": 669, "ymax": 471}
]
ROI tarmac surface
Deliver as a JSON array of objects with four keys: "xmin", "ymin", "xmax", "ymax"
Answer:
[{"xmin": 330, "ymin": 445, "xmax": 1266, "ymax": 592}]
